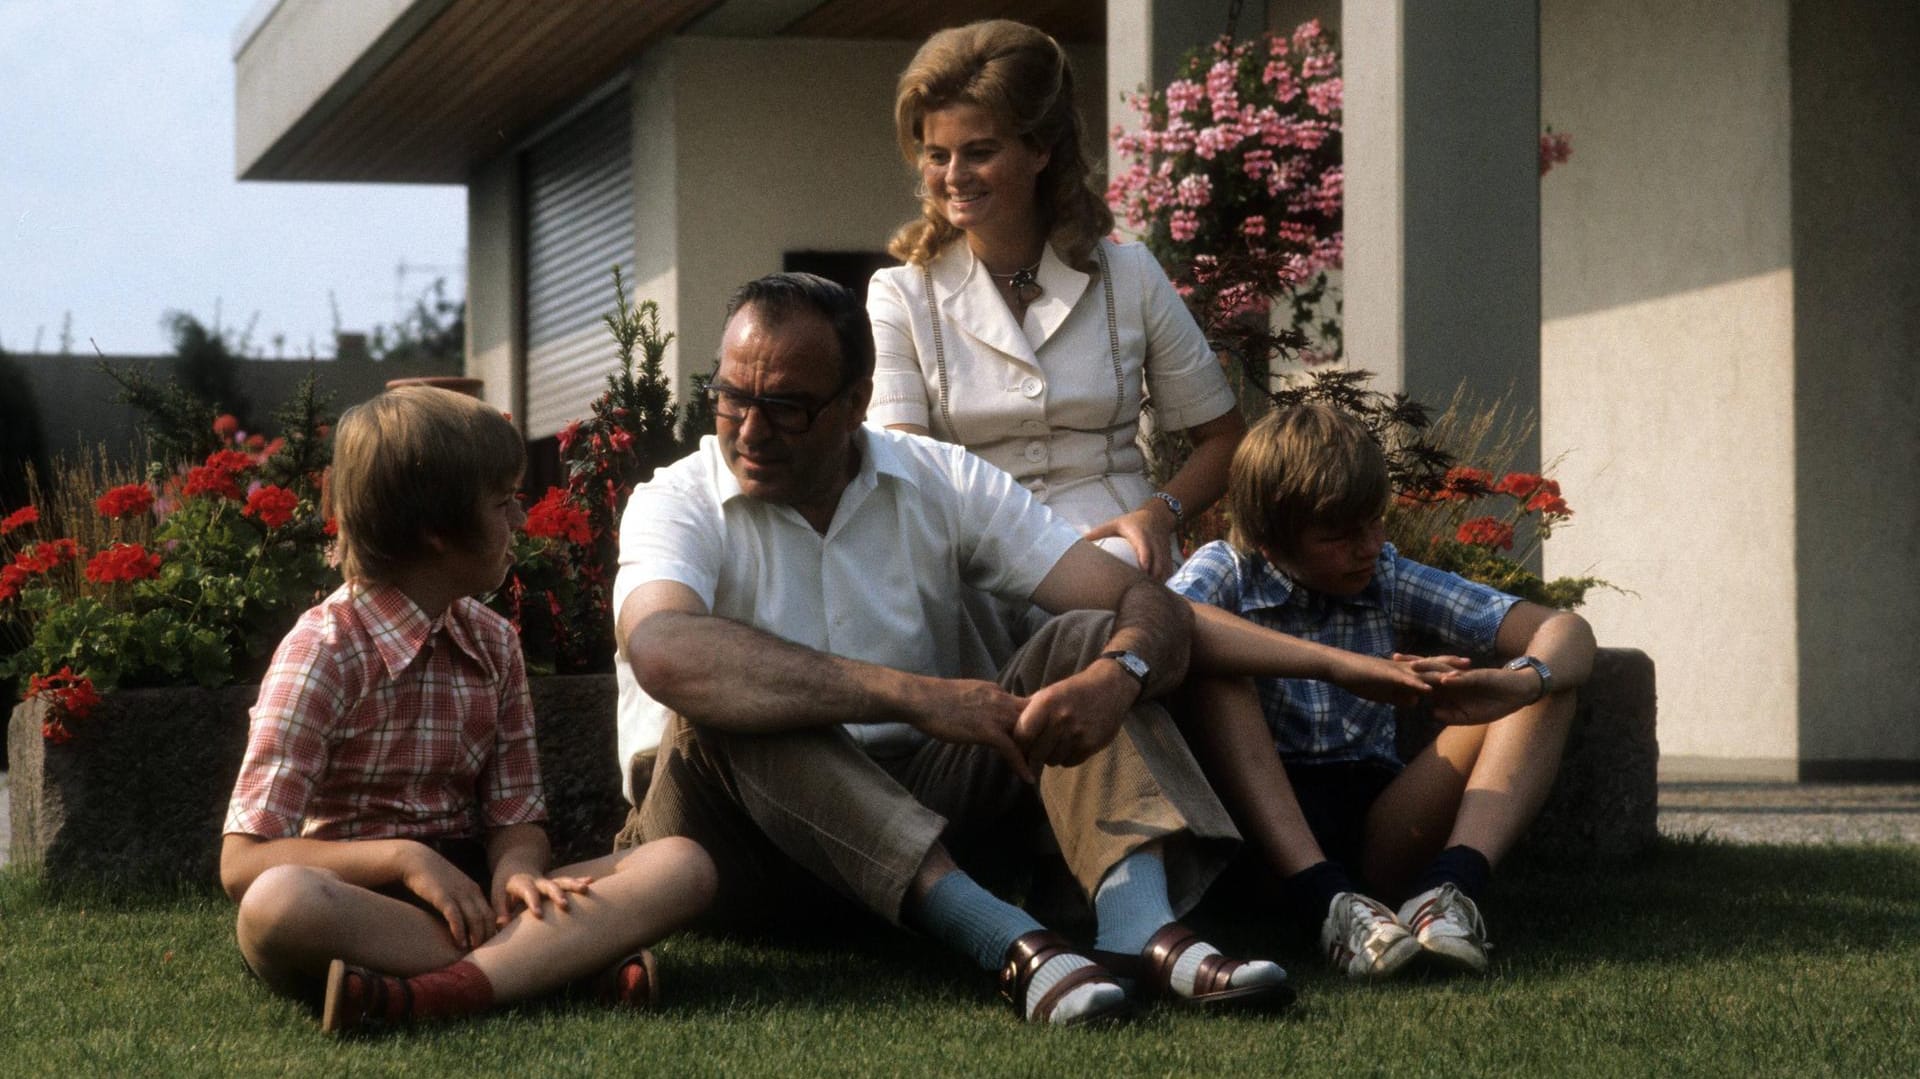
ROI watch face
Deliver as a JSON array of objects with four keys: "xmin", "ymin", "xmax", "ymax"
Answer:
[{"xmin": 1110, "ymin": 651, "xmax": 1149, "ymax": 681}]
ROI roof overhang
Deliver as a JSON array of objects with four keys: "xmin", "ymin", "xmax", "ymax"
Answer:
[{"xmin": 234, "ymin": 0, "xmax": 1103, "ymax": 184}]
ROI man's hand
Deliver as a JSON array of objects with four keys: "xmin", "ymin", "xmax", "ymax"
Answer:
[
  {"xmin": 491, "ymin": 871, "xmax": 595, "ymax": 927},
  {"xmin": 1425, "ymin": 665, "xmax": 1546, "ymax": 726},
  {"xmin": 399, "ymin": 843, "xmax": 496, "ymax": 950},
  {"xmin": 906, "ymin": 677, "xmax": 1035, "ymax": 783},
  {"xmin": 1011, "ymin": 662, "xmax": 1137, "ymax": 774}
]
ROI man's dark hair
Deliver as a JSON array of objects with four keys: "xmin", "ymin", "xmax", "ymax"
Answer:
[{"xmin": 723, "ymin": 272, "xmax": 876, "ymax": 388}]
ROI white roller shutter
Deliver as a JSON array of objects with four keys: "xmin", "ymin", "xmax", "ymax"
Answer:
[{"xmin": 524, "ymin": 91, "xmax": 632, "ymax": 439}]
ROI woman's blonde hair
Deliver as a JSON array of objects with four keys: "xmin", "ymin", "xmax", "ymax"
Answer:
[
  {"xmin": 1228, "ymin": 405, "xmax": 1390, "ymax": 559},
  {"xmin": 325, "ymin": 385, "xmax": 524, "ymax": 583},
  {"xmin": 888, "ymin": 19, "xmax": 1114, "ymax": 270}
]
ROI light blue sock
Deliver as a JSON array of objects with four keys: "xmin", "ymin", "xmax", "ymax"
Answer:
[
  {"xmin": 1092, "ymin": 847, "xmax": 1176, "ymax": 956},
  {"xmin": 911, "ymin": 871, "xmax": 1044, "ymax": 972}
]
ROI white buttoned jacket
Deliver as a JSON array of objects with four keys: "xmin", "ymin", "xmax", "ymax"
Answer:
[{"xmin": 866, "ymin": 238, "xmax": 1236, "ymax": 565}]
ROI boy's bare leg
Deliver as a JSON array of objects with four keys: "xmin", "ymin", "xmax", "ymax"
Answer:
[
  {"xmin": 1174, "ymin": 676, "xmax": 1327, "ymax": 878},
  {"xmin": 236, "ymin": 836, "xmax": 715, "ymax": 1002},
  {"xmin": 236, "ymin": 868, "xmax": 467, "ymax": 995},
  {"xmin": 465, "ymin": 836, "xmax": 715, "ymax": 1002},
  {"xmin": 1361, "ymin": 691, "xmax": 1574, "ymax": 901}
]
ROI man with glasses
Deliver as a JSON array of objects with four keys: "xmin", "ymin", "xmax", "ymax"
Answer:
[{"xmin": 610, "ymin": 272, "xmax": 1424, "ymax": 1024}]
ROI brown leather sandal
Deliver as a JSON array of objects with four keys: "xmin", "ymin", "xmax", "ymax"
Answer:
[
  {"xmin": 594, "ymin": 949, "xmax": 659, "ymax": 1010},
  {"xmin": 999, "ymin": 930, "xmax": 1131, "ymax": 1026},
  {"xmin": 321, "ymin": 959, "xmax": 408, "ymax": 1035},
  {"xmin": 1092, "ymin": 923, "xmax": 1296, "ymax": 1013}
]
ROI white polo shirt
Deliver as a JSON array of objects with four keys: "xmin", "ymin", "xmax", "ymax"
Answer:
[{"xmin": 612, "ymin": 424, "xmax": 1083, "ymax": 802}]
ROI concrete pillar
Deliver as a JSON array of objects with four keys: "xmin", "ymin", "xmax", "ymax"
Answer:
[
  {"xmin": 1343, "ymin": 0, "xmax": 1540, "ymax": 475},
  {"xmin": 466, "ymin": 154, "xmax": 524, "ymax": 425}
]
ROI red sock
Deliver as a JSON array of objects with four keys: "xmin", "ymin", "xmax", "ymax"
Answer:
[{"xmin": 401, "ymin": 960, "xmax": 495, "ymax": 1021}]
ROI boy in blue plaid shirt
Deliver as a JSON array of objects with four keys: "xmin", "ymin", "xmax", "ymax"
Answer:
[{"xmin": 1168, "ymin": 405, "xmax": 1595, "ymax": 977}]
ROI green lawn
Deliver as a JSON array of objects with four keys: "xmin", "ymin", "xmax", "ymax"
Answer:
[{"xmin": 2, "ymin": 839, "xmax": 1917, "ymax": 1077}]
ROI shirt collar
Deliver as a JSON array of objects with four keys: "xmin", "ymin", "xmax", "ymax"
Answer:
[
  {"xmin": 351, "ymin": 582, "xmax": 492, "ymax": 679},
  {"xmin": 1240, "ymin": 544, "xmax": 1395, "ymax": 615},
  {"xmin": 709, "ymin": 427, "xmax": 914, "ymax": 525}
]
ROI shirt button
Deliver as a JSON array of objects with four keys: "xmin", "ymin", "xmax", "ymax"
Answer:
[
  {"xmin": 1024, "ymin": 441, "xmax": 1046, "ymax": 463},
  {"xmin": 1019, "ymin": 376, "xmax": 1043, "ymax": 398}
]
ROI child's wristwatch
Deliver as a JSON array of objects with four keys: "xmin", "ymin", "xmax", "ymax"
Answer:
[
  {"xmin": 1503, "ymin": 655, "xmax": 1554, "ymax": 702},
  {"xmin": 1149, "ymin": 491, "xmax": 1183, "ymax": 524}
]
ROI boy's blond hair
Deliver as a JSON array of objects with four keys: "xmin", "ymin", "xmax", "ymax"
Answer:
[
  {"xmin": 1227, "ymin": 404, "xmax": 1390, "ymax": 559},
  {"xmin": 325, "ymin": 386, "xmax": 524, "ymax": 583}
]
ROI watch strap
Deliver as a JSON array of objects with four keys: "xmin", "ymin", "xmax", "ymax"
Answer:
[
  {"xmin": 1504, "ymin": 655, "xmax": 1553, "ymax": 702},
  {"xmin": 1099, "ymin": 649, "xmax": 1151, "ymax": 690},
  {"xmin": 1149, "ymin": 491, "xmax": 1183, "ymax": 525}
]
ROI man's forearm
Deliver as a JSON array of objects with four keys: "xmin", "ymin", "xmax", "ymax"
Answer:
[
  {"xmin": 1103, "ymin": 578, "xmax": 1193, "ymax": 696},
  {"xmin": 627, "ymin": 610, "xmax": 924, "ymax": 733}
]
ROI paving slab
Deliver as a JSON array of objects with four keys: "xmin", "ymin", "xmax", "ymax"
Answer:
[{"xmin": 1658, "ymin": 781, "xmax": 1920, "ymax": 844}]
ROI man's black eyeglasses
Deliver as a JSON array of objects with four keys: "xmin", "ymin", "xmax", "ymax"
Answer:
[{"xmin": 706, "ymin": 381, "xmax": 849, "ymax": 435}]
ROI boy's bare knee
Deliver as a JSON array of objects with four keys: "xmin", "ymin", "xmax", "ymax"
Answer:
[
  {"xmin": 235, "ymin": 864, "xmax": 339, "ymax": 949},
  {"xmin": 613, "ymin": 834, "xmax": 720, "ymax": 907}
]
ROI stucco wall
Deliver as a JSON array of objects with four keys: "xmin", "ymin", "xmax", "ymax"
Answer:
[
  {"xmin": 1789, "ymin": 2, "xmax": 1920, "ymax": 770},
  {"xmin": 635, "ymin": 36, "xmax": 1107, "ymax": 398},
  {"xmin": 1540, "ymin": 0, "xmax": 1798, "ymax": 770}
]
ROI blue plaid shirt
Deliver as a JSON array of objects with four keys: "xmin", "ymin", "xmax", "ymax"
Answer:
[{"xmin": 1169, "ymin": 540, "xmax": 1518, "ymax": 767}]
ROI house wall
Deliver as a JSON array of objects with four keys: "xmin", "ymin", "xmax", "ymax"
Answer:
[
  {"xmin": 1540, "ymin": 0, "xmax": 1799, "ymax": 773},
  {"xmin": 233, "ymin": 0, "xmax": 436, "ymax": 177},
  {"xmin": 1788, "ymin": 2, "xmax": 1920, "ymax": 772},
  {"xmin": 630, "ymin": 35, "xmax": 1107, "ymax": 399}
]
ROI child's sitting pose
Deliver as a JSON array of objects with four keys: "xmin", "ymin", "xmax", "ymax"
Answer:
[
  {"xmin": 1168, "ymin": 405, "xmax": 1594, "ymax": 977},
  {"xmin": 220, "ymin": 386, "xmax": 715, "ymax": 1034}
]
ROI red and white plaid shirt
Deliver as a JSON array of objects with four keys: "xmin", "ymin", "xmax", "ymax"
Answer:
[{"xmin": 224, "ymin": 582, "xmax": 547, "ymax": 841}]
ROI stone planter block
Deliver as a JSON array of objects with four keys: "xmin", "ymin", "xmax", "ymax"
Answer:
[
  {"xmin": 7, "ymin": 675, "xmax": 628, "ymax": 886},
  {"xmin": 8, "ymin": 651, "xmax": 1657, "ymax": 886},
  {"xmin": 1397, "ymin": 646, "xmax": 1659, "ymax": 861}
]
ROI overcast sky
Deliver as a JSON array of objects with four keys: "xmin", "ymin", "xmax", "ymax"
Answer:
[{"xmin": 0, "ymin": 0, "xmax": 466, "ymax": 358}]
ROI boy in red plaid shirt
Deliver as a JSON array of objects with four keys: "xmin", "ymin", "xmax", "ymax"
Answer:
[{"xmin": 221, "ymin": 386, "xmax": 715, "ymax": 1034}]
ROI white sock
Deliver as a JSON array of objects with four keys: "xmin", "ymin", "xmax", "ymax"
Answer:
[
  {"xmin": 1026, "ymin": 953, "xmax": 1125, "ymax": 1024},
  {"xmin": 1168, "ymin": 941, "xmax": 1288, "ymax": 998}
]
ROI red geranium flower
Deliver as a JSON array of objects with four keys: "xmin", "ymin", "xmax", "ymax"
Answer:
[
  {"xmin": 84, "ymin": 542, "xmax": 162, "ymax": 583},
  {"xmin": 244, "ymin": 485, "xmax": 300, "ymax": 529},
  {"xmin": 2, "ymin": 505, "xmax": 38, "ymax": 535},
  {"xmin": 95, "ymin": 483, "xmax": 157, "ymax": 519},
  {"xmin": 523, "ymin": 487, "xmax": 593, "ymax": 546},
  {"xmin": 205, "ymin": 448, "xmax": 254, "ymax": 474},
  {"xmin": 14, "ymin": 538, "xmax": 81, "ymax": 575},
  {"xmin": 213, "ymin": 414, "xmax": 241, "ymax": 439},
  {"xmin": 27, "ymin": 666, "xmax": 101, "ymax": 742},
  {"xmin": 1456, "ymin": 516, "xmax": 1515, "ymax": 550},
  {"xmin": 184, "ymin": 465, "xmax": 243, "ymax": 500},
  {"xmin": 1526, "ymin": 491, "xmax": 1571, "ymax": 517},
  {"xmin": 0, "ymin": 563, "xmax": 28, "ymax": 603},
  {"xmin": 1442, "ymin": 467, "xmax": 1494, "ymax": 501},
  {"xmin": 1494, "ymin": 472, "xmax": 1545, "ymax": 499}
]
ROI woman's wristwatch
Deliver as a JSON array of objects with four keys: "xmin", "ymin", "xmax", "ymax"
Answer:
[{"xmin": 1149, "ymin": 491, "xmax": 1183, "ymax": 525}]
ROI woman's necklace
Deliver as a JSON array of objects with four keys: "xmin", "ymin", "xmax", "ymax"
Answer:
[{"xmin": 987, "ymin": 258, "xmax": 1043, "ymax": 306}]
